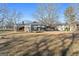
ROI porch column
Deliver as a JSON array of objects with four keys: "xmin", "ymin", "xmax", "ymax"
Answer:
[
  {"xmin": 24, "ymin": 25, "xmax": 27, "ymax": 32},
  {"xmin": 14, "ymin": 25, "xmax": 17, "ymax": 31},
  {"xmin": 29, "ymin": 24, "xmax": 32, "ymax": 32},
  {"xmin": 24, "ymin": 25, "xmax": 32, "ymax": 32}
]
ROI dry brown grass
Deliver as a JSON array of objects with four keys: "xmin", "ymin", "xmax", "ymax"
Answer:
[{"xmin": 0, "ymin": 31, "xmax": 79, "ymax": 56}]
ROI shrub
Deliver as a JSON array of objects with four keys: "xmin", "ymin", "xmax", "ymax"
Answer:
[{"xmin": 64, "ymin": 27, "xmax": 70, "ymax": 31}]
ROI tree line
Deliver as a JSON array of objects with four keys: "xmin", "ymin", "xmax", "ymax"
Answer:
[
  {"xmin": 0, "ymin": 4, "xmax": 22, "ymax": 30},
  {"xmin": 0, "ymin": 4, "xmax": 79, "ymax": 31},
  {"xmin": 34, "ymin": 4, "xmax": 79, "ymax": 31}
]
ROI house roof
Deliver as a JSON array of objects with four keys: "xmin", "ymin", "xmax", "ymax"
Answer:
[
  {"xmin": 16, "ymin": 21, "xmax": 79, "ymax": 26},
  {"xmin": 16, "ymin": 21, "xmax": 45, "ymax": 26},
  {"xmin": 56, "ymin": 23, "xmax": 67, "ymax": 26}
]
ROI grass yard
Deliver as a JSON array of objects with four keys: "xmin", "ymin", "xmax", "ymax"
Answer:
[{"xmin": 0, "ymin": 31, "xmax": 79, "ymax": 56}]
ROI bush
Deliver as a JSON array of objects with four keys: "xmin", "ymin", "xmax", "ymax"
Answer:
[{"xmin": 64, "ymin": 27, "xmax": 70, "ymax": 31}]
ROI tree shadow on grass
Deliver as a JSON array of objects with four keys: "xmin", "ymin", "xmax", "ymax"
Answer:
[
  {"xmin": 61, "ymin": 33, "xmax": 75, "ymax": 56},
  {"xmin": 22, "ymin": 33, "xmax": 78, "ymax": 56},
  {"xmin": 23, "ymin": 36, "xmax": 54, "ymax": 56}
]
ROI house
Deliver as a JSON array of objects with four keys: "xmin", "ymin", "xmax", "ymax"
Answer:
[
  {"xmin": 15, "ymin": 21, "xmax": 46, "ymax": 32},
  {"xmin": 13, "ymin": 21, "xmax": 79, "ymax": 32},
  {"xmin": 14, "ymin": 22, "xmax": 70, "ymax": 32},
  {"xmin": 57, "ymin": 22, "xmax": 79, "ymax": 31},
  {"xmin": 57, "ymin": 23, "xmax": 69, "ymax": 31}
]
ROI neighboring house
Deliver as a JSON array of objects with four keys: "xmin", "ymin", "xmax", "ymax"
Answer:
[
  {"xmin": 57, "ymin": 23, "xmax": 79, "ymax": 31},
  {"xmin": 57, "ymin": 23, "xmax": 69, "ymax": 31}
]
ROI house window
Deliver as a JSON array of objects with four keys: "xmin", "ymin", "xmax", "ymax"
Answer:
[{"xmin": 33, "ymin": 26, "xmax": 38, "ymax": 31}]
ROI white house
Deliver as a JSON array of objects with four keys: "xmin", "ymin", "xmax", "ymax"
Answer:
[{"xmin": 57, "ymin": 23, "xmax": 69, "ymax": 31}]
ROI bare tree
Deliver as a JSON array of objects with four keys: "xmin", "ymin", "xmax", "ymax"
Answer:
[
  {"xmin": 33, "ymin": 4, "xmax": 59, "ymax": 28},
  {"xmin": 0, "ymin": 4, "xmax": 9, "ymax": 30},
  {"xmin": 64, "ymin": 6, "xmax": 77, "ymax": 31},
  {"xmin": 6, "ymin": 10, "xmax": 22, "ymax": 31},
  {"xmin": 0, "ymin": 4, "xmax": 22, "ymax": 31}
]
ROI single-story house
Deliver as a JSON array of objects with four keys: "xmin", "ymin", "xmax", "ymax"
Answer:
[
  {"xmin": 15, "ymin": 21, "xmax": 46, "ymax": 32},
  {"xmin": 57, "ymin": 23, "xmax": 69, "ymax": 31}
]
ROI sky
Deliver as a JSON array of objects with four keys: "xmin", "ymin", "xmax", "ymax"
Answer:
[{"xmin": 0, "ymin": 3, "xmax": 70, "ymax": 23}]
